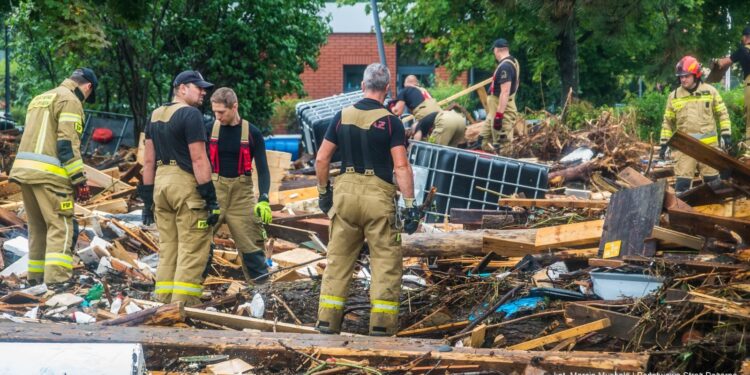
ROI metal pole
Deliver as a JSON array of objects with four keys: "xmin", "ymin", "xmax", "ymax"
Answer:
[
  {"xmin": 4, "ymin": 22, "xmax": 11, "ymax": 120},
  {"xmin": 370, "ymin": 0, "xmax": 387, "ymax": 67}
]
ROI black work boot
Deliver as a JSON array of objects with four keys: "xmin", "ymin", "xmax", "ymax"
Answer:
[
  {"xmin": 674, "ymin": 177, "xmax": 692, "ymax": 194},
  {"xmin": 242, "ymin": 251, "xmax": 269, "ymax": 284},
  {"xmin": 703, "ymin": 174, "xmax": 719, "ymax": 184}
]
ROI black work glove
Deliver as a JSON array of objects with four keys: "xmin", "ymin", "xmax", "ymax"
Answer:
[
  {"xmin": 659, "ymin": 144, "xmax": 667, "ymax": 161},
  {"xmin": 402, "ymin": 198, "xmax": 421, "ymax": 235},
  {"xmin": 318, "ymin": 182, "xmax": 333, "ymax": 215},
  {"xmin": 196, "ymin": 182, "xmax": 221, "ymax": 226},
  {"xmin": 137, "ymin": 184, "xmax": 155, "ymax": 226},
  {"xmin": 721, "ymin": 134, "xmax": 733, "ymax": 153}
]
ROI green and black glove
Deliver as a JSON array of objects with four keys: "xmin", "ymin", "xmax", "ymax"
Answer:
[{"xmin": 197, "ymin": 182, "xmax": 221, "ymax": 226}]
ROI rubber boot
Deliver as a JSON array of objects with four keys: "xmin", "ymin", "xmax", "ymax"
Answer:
[
  {"xmin": 675, "ymin": 177, "xmax": 692, "ymax": 194},
  {"xmin": 242, "ymin": 251, "xmax": 269, "ymax": 284}
]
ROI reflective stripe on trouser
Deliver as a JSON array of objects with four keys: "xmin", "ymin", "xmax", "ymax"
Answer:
[
  {"xmin": 317, "ymin": 173, "xmax": 402, "ymax": 335},
  {"xmin": 480, "ymin": 94, "xmax": 517, "ymax": 151},
  {"xmin": 672, "ymin": 150, "xmax": 719, "ymax": 179},
  {"xmin": 153, "ymin": 165, "xmax": 211, "ymax": 306},
  {"xmin": 430, "ymin": 110, "xmax": 467, "ymax": 147},
  {"xmin": 20, "ymin": 183, "xmax": 75, "ymax": 284},
  {"xmin": 745, "ymin": 76, "xmax": 750, "ymax": 139},
  {"xmin": 212, "ymin": 174, "xmax": 267, "ymax": 282}
]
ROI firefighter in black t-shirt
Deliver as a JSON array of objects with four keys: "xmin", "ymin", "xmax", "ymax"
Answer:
[
  {"xmin": 716, "ymin": 25, "xmax": 750, "ymax": 149},
  {"xmin": 480, "ymin": 38, "xmax": 521, "ymax": 153},
  {"xmin": 393, "ymin": 75, "xmax": 467, "ymax": 147},
  {"xmin": 315, "ymin": 63, "xmax": 420, "ymax": 336},
  {"xmin": 138, "ymin": 70, "xmax": 218, "ymax": 306}
]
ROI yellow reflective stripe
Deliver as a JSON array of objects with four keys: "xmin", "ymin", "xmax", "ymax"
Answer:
[
  {"xmin": 171, "ymin": 281, "xmax": 203, "ymax": 297},
  {"xmin": 719, "ymin": 120, "xmax": 731, "ymax": 130},
  {"xmin": 28, "ymin": 260, "xmax": 45, "ymax": 273},
  {"xmin": 45, "ymin": 261, "xmax": 73, "ymax": 269},
  {"xmin": 660, "ymin": 127, "xmax": 673, "ymax": 138},
  {"xmin": 34, "ymin": 110, "xmax": 51, "ymax": 154},
  {"xmin": 45, "ymin": 252, "xmax": 74, "ymax": 270},
  {"xmin": 700, "ymin": 136, "xmax": 717, "ymax": 144},
  {"xmin": 671, "ymin": 96, "xmax": 713, "ymax": 107},
  {"xmin": 371, "ymin": 299, "xmax": 399, "ymax": 314},
  {"xmin": 59, "ymin": 112, "xmax": 82, "ymax": 122},
  {"xmin": 28, "ymin": 93, "xmax": 57, "ymax": 108},
  {"xmin": 13, "ymin": 159, "xmax": 69, "ymax": 178},
  {"xmin": 64, "ymin": 159, "xmax": 84, "ymax": 174},
  {"xmin": 320, "ymin": 294, "xmax": 345, "ymax": 310},
  {"xmin": 664, "ymin": 109, "xmax": 675, "ymax": 120},
  {"xmin": 154, "ymin": 281, "xmax": 174, "ymax": 294},
  {"xmin": 714, "ymin": 103, "xmax": 727, "ymax": 112}
]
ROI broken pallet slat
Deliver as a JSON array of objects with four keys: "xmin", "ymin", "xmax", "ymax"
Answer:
[
  {"xmin": 668, "ymin": 207, "xmax": 750, "ymax": 241},
  {"xmin": 499, "ymin": 198, "xmax": 608, "ymax": 209},
  {"xmin": 507, "ymin": 318, "xmax": 611, "ymax": 350},
  {"xmin": 0, "ymin": 322, "xmax": 649, "ymax": 372},
  {"xmin": 482, "ymin": 220, "xmax": 604, "ymax": 256}
]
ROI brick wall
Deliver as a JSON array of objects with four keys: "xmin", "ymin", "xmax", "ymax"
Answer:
[
  {"xmin": 300, "ymin": 33, "xmax": 397, "ymax": 99},
  {"xmin": 435, "ymin": 66, "xmax": 469, "ymax": 85}
]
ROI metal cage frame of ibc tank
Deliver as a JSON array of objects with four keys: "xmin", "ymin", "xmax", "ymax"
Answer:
[
  {"xmin": 295, "ymin": 91, "xmax": 364, "ymax": 155},
  {"xmin": 408, "ymin": 141, "xmax": 549, "ymax": 221}
]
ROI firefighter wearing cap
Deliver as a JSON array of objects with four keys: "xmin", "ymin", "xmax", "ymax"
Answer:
[
  {"xmin": 315, "ymin": 63, "xmax": 420, "ymax": 336},
  {"xmin": 208, "ymin": 87, "xmax": 271, "ymax": 283},
  {"xmin": 138, "ymin": 70, "xmax": 218, "ymax": 306},
  {"xmin": 9, "ymin": 68, "xmax": 97, "ymax": 286},
  {"xmin": 660, "ymin": 56, "xmax": 732, "ymax": 193},
  {"xmin": 480, "ymin": 38, "xmax": 521, "ymax": 153},
  {"xmin": 716, "ymin": 25, "xmax": 750, "ymax": 151},
  {"xmin": 392, "ymin": 75, "xmax": 467, "ymax": 147}
]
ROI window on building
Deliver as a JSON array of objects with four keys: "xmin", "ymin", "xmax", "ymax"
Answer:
[{"xmin": 343, "ymin": 65, "xmax": 367, "ymax": 93}]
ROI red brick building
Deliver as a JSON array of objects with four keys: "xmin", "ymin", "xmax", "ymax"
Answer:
[{"xmin": 300, "ymin": 3, "xmax": 468, "ymax": 100}]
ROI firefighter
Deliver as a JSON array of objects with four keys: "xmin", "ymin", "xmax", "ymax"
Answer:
[
  {"xmin": 138, "ymin": 70, "xmax": 218, "ymax": 306},
  {"xmin": 393, "ymin": 75, "xmax": 467, "ymax": 147},
  {"xmin": 660, "ymin": 56, "xmax": 732, "ymax": 193},
  {"xmin": 208, "ymin": 87, "xmax": 270, "ymax": 283},
  {"xmin": 480, "ymin": 38, "xmax": 521, "ymax": 153},
  {"xmin": 9, "ymin": 68, "xmax": 96, "ymax": 287},
  {"xmin": 715, "ymin": 25, "xmax": 750, "ymax": 153},
  {"xmin": 315, "ymin": 63, "xmax": 420, "ymax": 336}
]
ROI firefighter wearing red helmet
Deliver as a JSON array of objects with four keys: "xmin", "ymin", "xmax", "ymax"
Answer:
[{"xmin": 659, "ymin": 56, "xmax": 732, "ymax": 193}]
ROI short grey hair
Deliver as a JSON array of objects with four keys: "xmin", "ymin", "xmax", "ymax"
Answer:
[{"xmin": 362, "ymin": 63, "xmax": 390, "ymax": 92}]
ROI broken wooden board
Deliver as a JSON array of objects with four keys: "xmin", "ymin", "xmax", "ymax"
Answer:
[
  {"xmin": 564, "ymin": 302, "xmax": 665, "ymax": 346},
  {"xmin": 184, "ymin": 307, "xmax": 317, "ymax": 334},
  {"xmin": 449, "ymin": 208, "xmax": 524, "ymax": 225},
  {"xmin": 668, "ymin": 130, "xmax": 750, "ymax": 186},
  {"xmin": 668, "ymin": 207, "xmax": 750, "ymax": 241},
  {"xmin": 507, "ymin": 318, "xmax": 611, "ymax": 350},
  {"xmin": 598, "ymin": 181, "xmax": 665, "ymax": 258},
  {"xmin": 499, "ymin": 198, "xmax": 608, "ymax": 209},
  {"xmin": 83, "ymin": 198, "xmax": 129, "ymax": 215},
  {"xmin": 83, "ymin": 164, "xmax": 133, "ymax": 193},
  {"xmin": 266, "ymin": 223, "xmax": 318, "ymax": 245},
  {"xmin": 651, "ymin": 226, "xmax": 704, "ymax": 250},
  {"xmin": 269, "ymin": 186, "xmax": 317, "ymax": 206},
  {"xmin": 680, "ymin": 181, "xmax": 744, "ymax": 207},
  {"xmin": 617, "ymin": 167, "xmax": 691, "ymax": 211},
  {"xmin": 694, "ymin": 199, "xmax": 750, "ymax": 219},
  {"xmin": 483, "ymin": 220, "xmax": 604, "ymax": 256},
  {"xmin": 0, "ymin": 322, "xmax": 649, "ymax": 372}
]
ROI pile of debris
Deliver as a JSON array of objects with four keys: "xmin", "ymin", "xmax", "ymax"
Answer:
[{"xmin": 0, "ymin": 118, "xmax": 749, "ymax": 373}]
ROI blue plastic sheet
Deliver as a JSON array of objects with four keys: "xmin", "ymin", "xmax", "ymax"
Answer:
[{"xmin": 495, "ymin": 296, "xmax": 544, "ymax": 318}]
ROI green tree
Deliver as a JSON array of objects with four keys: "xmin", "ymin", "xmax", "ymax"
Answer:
[{"xmin": 7, "ymin": 0, "xmax": 329, "ymax": 135}]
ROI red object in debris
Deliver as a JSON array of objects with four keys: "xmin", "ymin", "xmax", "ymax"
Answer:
[{"xmin": 92, "ymin": 128, "xmax": 114, "ymax": 143}]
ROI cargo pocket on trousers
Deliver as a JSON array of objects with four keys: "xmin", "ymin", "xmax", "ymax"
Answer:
[
  {"xmin": 49, "ymin": 188, "xmax": 75, "ymax": 218},
  {"xmin": 186, "ymin": 199, "xmax": 209, "ymax": 231},
  {"xmin": 388, "ymin": 213, "xmax": 401, "ymax": 246}
]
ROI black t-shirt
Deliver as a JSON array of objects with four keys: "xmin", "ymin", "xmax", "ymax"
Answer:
[
  {"xmin": 324, "ymin": 98, "xmax": 406, "ymax": 184},
  {"xmin": 488, "ymin": 56, "xmax": 518, "ymax": 96},
  {"xmin": 205, "ymin": 120, "xmax": 271, "ymax": 196},
  {"xmin": 145, "ymin": 103, "xmax": 206, "ymax": 174},
  {"xmin": 396, "ymin": 86, "xmax": 428, "ymax": 112},
  {"xmin": 730, "ymin": 44, "xmax": 750, "ymax": 79},
  {"xmin": 417, "ymin": 111, "xmax": 439, "ymax": 136}
]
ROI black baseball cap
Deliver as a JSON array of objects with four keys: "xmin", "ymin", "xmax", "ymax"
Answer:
[
  {"xmin": 493, "ymin": 38, "xmax": 509, "ymax": 49},
  {"xmin": 173, "ymin": 70, "xmax": 214, "ymax": 89},
  {"xmin": 73, "ymin": 68, "xmax": 98, "ymax": 104},
  {"xmin": 743, "ymin": 25, "xmax": 750, "ymax": 36}
]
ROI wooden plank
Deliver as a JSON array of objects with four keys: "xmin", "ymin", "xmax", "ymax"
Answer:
[
  {"xmin": 83, "ymin": 198, "xmax": 129, "ymax": 214},
  {"xmin": 0, "ymin": 322, "xmax": 649, "ymax": 372},
  {"xmin": 668, "ymin": 130, "xmax": 750, "ymax": 185},
  {"xmin": 482, "ymin": 229, "xmax": 538, "ymax": 256},
  {"xmin": 668, "ymin": 207, "xmax": 750, "ymax": 241},
  {"xmin": 468, "ymin": 324, "xmax": 487, "ymax": 348},
  {"xmin": 185, "ymin": 307, "xmax": 317, "ymax": 334},
  {"xmin": 99, "ymin": 166, "xmax": 120, "ymax": 179},
  {"xmin": 651, "ymin": 226, "xmax": 704, "ymax": 250},
  {"xmin": 617, "ymin": 167, "xmax": 691, "ymax": 211},
  {"xmin": 83, "ymin": 164, "xmax": 132, "ymax": 192},
  {"xmin": 450, "ymin": 208, "xmax": 520, "ymax": 225},
  {"xmin": 507, "ymin": 318, "xmax": 611, "ymax": 350},
  {"xmin": 598, "ymin": 181, "xmax": 665, "ymax": 258},
  {"xmin": 499, "ymin": 198, "xmax": 608, "ymax": 209},
  {"xmin": 694, "ymin": 199, "xmax": 750, "ymax": 219},
  {"xmin": 269, "ymin": 186, "xmax": 317, "ymax": 206},
  {"xmin": 483, "ymin": 220, "xmax": 603, "ymax": 256}
]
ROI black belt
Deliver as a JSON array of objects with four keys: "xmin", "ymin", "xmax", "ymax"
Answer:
[{"xmin": 156, "ymin": 160, "xmax": 178, "ymax": 167}]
